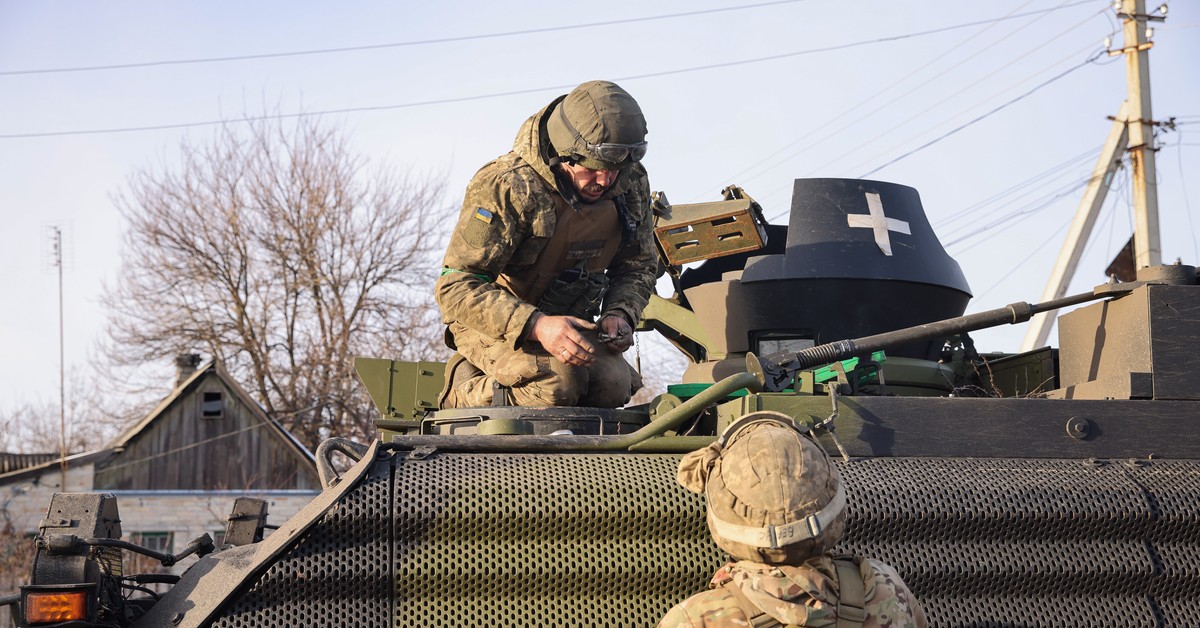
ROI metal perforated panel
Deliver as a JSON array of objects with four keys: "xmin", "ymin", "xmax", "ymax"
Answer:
[
  {"xmin": 392, "ymin": 453, "xmax": 719, "ymax": 627},
  {"xmin": 833, "ymin": 458, "xmax": 1200, "ymax": 626},
  {"xmin": 206, "ymin": 454, "xmax": 1200, "ymax": 627},
  {"xmin": 210, "ymin": 462, "xmax": 392, "ymax": 628}
]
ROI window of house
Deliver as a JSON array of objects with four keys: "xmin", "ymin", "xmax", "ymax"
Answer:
[
  {"xmin": 202, "ymin": 391, "xmax": 224, "ymax": 418},
  {"xmin": 131, "ymin": 531, "xmax": 174, "ymax": 555},
  {"xmin": 127, "ymin": 531, "xmax": 175, "ymax": 582}
]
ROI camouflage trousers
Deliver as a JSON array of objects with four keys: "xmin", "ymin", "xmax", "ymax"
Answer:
[{"xmin": 442, "ymin": 323, "xmax": 641, "ymax": 408}]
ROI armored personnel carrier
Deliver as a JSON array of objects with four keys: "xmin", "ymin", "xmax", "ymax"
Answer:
[{"xmin": 10, "ymin": 178, "xmax": 1200, "ymax": 627}]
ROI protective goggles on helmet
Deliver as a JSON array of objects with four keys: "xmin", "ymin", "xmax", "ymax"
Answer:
[{"xmin": 557, "ymin": 106, "xmax": 647, "ymax": 167}]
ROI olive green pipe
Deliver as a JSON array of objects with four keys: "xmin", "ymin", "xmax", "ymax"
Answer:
[
  {"xmin": 628, "ymin": 435, "xmax": 715, "ymax": 453},
  {"xmin": 386, "ymin": 370, "xmax": 762, "ymax": 453}
]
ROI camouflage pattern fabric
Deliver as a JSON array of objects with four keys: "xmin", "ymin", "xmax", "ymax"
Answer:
[
  {"xmin": 659, "ymin": 556, "xmax": 928, "ymax": 628},
  {"xmin": 677, "ymin": 419, "xmax": 847, "ymax": 564},
  {"xmin": 435, "ymin": 89, "xmax": 657, "ymax": 407},
  {"xmin": 443, "ymin": 323, "xmax": 639, "ymax": 407}
]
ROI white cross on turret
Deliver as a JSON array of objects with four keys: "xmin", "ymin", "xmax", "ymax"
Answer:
[{"xmin": 846, "ymin": 192, "xmax": 910, "ymax": 256}]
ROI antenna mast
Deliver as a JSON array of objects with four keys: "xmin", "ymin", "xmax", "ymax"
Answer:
[
  {"xmin": 51, "ymin": 226, "xmax": 68, "ymax": 490},
  {"xmin": 1021, "ymin": 0, "xmax": 1165, "ymax": 351}
]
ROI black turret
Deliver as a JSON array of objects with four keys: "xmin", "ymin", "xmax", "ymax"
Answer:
[{"xmin": 681, "ymin": 178, "xmax": 971, "ymax": 381}]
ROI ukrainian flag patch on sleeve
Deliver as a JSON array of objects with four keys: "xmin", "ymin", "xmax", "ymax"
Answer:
[{"xmin": 461, "ymin": 207, "xmax": 498, "ymax": 247}]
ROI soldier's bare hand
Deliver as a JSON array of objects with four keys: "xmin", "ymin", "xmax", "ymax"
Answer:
[
  {"xmin": 599, "ymin": 313, "xmax": 633, "ymax": 353},
  {"xmin": 531, "ymin": 313, "xmax": 597, "ymax": 366}
]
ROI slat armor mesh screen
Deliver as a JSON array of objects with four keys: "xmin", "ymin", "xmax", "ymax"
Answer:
[{"xmin": 211, "ymin": 454, "xmax": 1200, "ymax": 627}]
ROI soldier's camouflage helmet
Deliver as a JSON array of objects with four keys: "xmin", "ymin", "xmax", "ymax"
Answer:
[
  {"xmin": 546, "ymin": 80, "xmax": 648, "ymax": 171},
  {"xmin": 677, "ymin": 411, "xmax": 847, "ymax": 564}
]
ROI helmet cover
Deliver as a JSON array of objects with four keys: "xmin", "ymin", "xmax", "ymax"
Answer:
[
  {"xmin": 677, "ymin": 411, "xmax": 846, "ymax": 563},
  {"xmin": 545, "ymin": 80, "xmax": 647, "ymax": 171}
]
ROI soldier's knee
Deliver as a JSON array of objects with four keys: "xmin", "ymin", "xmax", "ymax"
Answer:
[
  {"xmin": 582, "ymin": 388, "xmax": 630, "ymax": 409},
  {"xmin": 580, "ymin": 355, "xmax": 634, "ymax": 408},
  {"xmin": 524, "ymin": 386, "xmax": 581, "ymax": 406},
  {"xmin": 514, "ymin": 365, "xmax": 587, "ymax": 406}
]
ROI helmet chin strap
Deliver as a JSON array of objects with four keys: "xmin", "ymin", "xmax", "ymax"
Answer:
[{"xmin": 547, "ymin": 154, "xmax": 579, "ymax": 168}]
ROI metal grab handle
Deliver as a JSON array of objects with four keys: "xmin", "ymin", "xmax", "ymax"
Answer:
[{"xmin": 316, "ymin": 438, "xmax": 370, "ymax": 488}]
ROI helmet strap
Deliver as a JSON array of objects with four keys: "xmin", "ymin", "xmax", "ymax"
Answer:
[
  {"xmin": 710, "ymin": 483, "xmax": 847, "ymax": 549},
  {"xmin": 547, "ymin": 154, "xmax": 580, "ymax": 168}
]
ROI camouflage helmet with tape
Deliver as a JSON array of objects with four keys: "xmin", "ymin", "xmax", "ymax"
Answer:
[
  {"xmin": 545, "ymin": 80, "xmax": 648, "ymax": 171},
  {"xmin": 677, "ymin": 411, "xmax": 846, "ymax": 564}
]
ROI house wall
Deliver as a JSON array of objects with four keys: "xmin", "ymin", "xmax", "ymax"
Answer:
[
  {"xmin": 2, "ymin": 466, "xmax": 319, "ymax": 540},
  {"xmin": 0, "ymin": 463, "xmax": 96, "ymax": 532},
  {"xmin": 93, "ymin": 372, "xmax": 319, "ymax": 491},
  {"xmin": 108, "ymin": 489, "xmax": 320, "ymax": 576}
]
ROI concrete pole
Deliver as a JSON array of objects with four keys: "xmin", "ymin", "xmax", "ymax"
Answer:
[
  {"xmin": 1019, "ymin": 2, "xmax": 1164, "ymax": 351},
  {"xmin": 1020, "ymin": 106, "xmax": 1128, "ymax": 352},
  {"xmin": 1123, "ymin": 0, "xmax": 1161, "ymax": 268}
]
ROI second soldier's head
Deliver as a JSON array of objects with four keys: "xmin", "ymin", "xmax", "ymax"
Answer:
[{"xmin": 677, "ymin": 411, "xmax": 847, "ymax": 564}]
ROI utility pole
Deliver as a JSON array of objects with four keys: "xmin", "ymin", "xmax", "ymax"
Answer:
[
  {"xmin": 50, "ymin": 226, "xmax": 68, "ymax": 490},
  {"xmin": 1020, "ymin": 0, "xmax": 1165, "ymax": 352},
  {"xmin": 1122, "ymin": 0, "xmax": 1162, "ymax": 268}
]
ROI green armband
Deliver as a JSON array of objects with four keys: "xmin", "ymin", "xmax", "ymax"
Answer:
[{"xmin": 440, "ymin": 267, "xmax": 493, "ymax": 282}]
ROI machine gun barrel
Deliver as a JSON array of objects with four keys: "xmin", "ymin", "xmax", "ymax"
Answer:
[{"xmin": 757, "ymin": 283, "xmax": 1132, "ymax": 392}]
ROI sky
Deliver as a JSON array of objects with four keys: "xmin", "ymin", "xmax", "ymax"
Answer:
[{"xmin": 1, "ymin": 0, "xmax": 1197, "ymax": 409}]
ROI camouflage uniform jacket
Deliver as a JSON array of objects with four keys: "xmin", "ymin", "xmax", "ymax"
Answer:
[
  {"xmin": 435, "ymin": 97, "xmax": 657, "ymax": 350},
  {"xmin": 659, "ymin": 556, "xmax": 928, "ymax": 628}
]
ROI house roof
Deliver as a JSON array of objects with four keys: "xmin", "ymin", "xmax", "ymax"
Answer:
[
  {"xmin": 0, "ymin": 452, "xmax": 59, "ymax": 475},
  {"xmin": 107, "ymin": 359, "xmax": 317, "ymax": 469},
  {"xmin": 1, "ymin": 361, "xmax": 318, "ymax": 488},
  {"xmin": 0, "ymin": 449, "xmax": 114, "ymax": 484}
]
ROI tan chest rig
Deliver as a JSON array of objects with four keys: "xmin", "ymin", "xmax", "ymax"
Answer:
[{"xmin": 496, "ymin": 194, "xmax": 622, "ymax": 320}]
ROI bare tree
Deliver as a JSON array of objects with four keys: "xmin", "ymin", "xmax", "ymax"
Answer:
[
  {"xmin": 0, "ymin": 403, "xmax": 85, "ymax": 456},
  {"xmin": 0, "ymin": 368, "xmax": 121, "ymax": 455},
  {"xmin": 103, "ymin": 116, "xmax": 449, "ymax": 449},
  {"xmin": 0, "ymin": 527, "xmax": 36, "ymax": 616}
]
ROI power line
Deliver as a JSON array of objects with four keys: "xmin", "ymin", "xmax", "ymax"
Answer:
[
  {"xmin": 974, "ymin": 166, "xmax": 1127, "ymax": 301},
  {"xmin": 0, "ymin": 5, "xmax": 1111, "ymax": 141},
  {"xmin": 945, "ymin": 174, "xmax": 1097, "ymax": 249},
  {"xmin": 857, "ymin": 51, "xmax": 1103, "ymax": 178},
  {"xmin": 1175, "ymin": 128, "xmax": 1199, "ymax": 261},
  {"xmin": 1078, "ymin": 177, "xmax": 1120, "ymax": 264},
  {"xmin": 0, "ymin": 0, "xmax": 810, "ymax": 77},
  {"xmin": 0, "ymin": 84, "xmax": 575, "ymax": 140},
  {"xmin": 759, "ymin": 41, "xmax": 1103, "ymax": 224},
  {"xmin": 839, "ymin": 8, "xmax": 1107, "ymax": 177},
  {"xmin": 716, "ymin": 0, "xmax": 1093, "ymax": 196},
  {"xmin": 934, "ymin": 146, "xmax": 1100, "ymax": 230},
  {"xmin": 973, "ymin": 213, "xmax": 1076, "ymax": 299}
]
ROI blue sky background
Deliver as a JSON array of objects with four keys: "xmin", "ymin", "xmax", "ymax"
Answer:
[{"xmin": 1, "ymin": 0, "xmax": 1197, "ymax": 408}]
